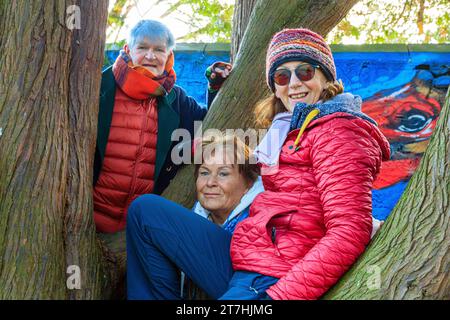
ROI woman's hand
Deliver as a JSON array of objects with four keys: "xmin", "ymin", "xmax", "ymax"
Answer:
[{"xmin": 205, "ymin": 61, "xmax": 232, "ymax": 91}]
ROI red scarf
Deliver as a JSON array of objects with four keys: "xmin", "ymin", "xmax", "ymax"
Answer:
[{"xmin": 112, "ymin": 50, "xmax": 176, "ymax": 100}]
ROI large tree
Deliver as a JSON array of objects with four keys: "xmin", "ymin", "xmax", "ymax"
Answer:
[
  {"xmin": 162, "ymin": 0, "xmax": 360, "ymax": 206},
  {"xmin": 230, "ymin": 0, "xmax": 257, "ymax": 63},
  {"xmin": 324, "ymin": 88, "xmax": 450, "ymax": 300},
  {"xmin": 0, "ymin": 0, "xmax": 358, "ymax": 299},
  {"xmin": 1, "ymin": 0, "xmax": 448, "ymax": 300},
  {"xmin": 162, "ymin": 0, "xmax": 449, "ymax": 300},
  {"xmin": 0, "ymin": 1, "xmax": 111, "ymax": 299}
]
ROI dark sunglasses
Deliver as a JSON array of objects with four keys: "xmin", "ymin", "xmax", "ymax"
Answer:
[{"xmin": 272, "ymin": 63, "xmax": 320, "ymax": 86}]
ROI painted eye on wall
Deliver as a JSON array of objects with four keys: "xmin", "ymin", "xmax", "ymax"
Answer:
[{"xmin": 397, "ymin": 110, "xmax": 432, "ymax": 133}]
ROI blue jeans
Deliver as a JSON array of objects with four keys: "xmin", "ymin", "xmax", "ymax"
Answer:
[{"xmin": 126, "ymin": 194, "xmax": 278, "ymax": 300}]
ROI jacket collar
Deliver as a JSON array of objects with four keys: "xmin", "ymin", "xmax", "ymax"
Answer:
[
  {"xmin": 96, "ymin": 67, "xmax": 179, "ymax": 185},
  {"xmin": 192, "ymin": 177, "xmax": 264, "ymax": 225},
  {"xmin": 290, "ymin": 93, "xmax": 377, "ymax": 131}
]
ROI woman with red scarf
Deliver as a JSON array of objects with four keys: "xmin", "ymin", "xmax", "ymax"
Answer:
[{"xmin": 93, "ymin": 20, "xmax": 231, "ymax": 233}]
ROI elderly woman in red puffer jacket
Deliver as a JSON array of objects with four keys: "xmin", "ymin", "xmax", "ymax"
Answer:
[{"xmin": 227, "ymin": 28, "xmax": 391, "ymax": 300}]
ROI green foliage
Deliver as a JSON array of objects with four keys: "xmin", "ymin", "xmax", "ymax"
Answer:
[
  {"xmin": 328, "ymin": 0, "xmax": 450, "ymax": 44},
  {"xmin": 108, "ymin": 0, "xmax": 128, "ymax": 27},
  {"xmin": 105, "ymin": 39, "xmax": 126, "ymax": 51},
  {"xmin": 105, "ymin": 0, "xmax": 449, "ymax": 44},
  {"xmin": 107, "ymin": 0, "xmax": 134, "ymax": 43},
  {"xmin": 162, "ymin": 0, "xmax": 233, "ymax": 42}
]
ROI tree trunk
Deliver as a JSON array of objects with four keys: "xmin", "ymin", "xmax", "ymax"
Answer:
[
  {"xmin": 3, "ymin": 0, "xmax": 446, "ymax": 301},
  {"xmin": 162, "ymin": 0, "xmax": 449, "ymax": 300},
  {"xmin": 162, "ymin": 0, "xmax": 360, "ymax": 208},
  {"xmin": 0, "ymin": 1, "xmax": 110, "ymax": 299},
  {"xmin": 324, "ymin": 87, "xmax": 450, "ymax": 300},
  {"xmin": 230, "ymin": 0, "xmax": 257, "ymax": 64}
]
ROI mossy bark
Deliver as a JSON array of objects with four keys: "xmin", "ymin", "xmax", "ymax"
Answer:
[
  {"xmin": 230, "ymin": 0, "xmax": 257, "ymax": 64},
  {"xmin": 5, "ymin": 0, "xmax": 446, "ymax": 300},
  {"xmin": 163, "ymin": 0, "xmax": 449, "ymax": 300},
  {"xmin": 324, "ymin": 88, "xmax": 450, "ymax": 300},
  {"xmin": 0, "ymin": 1, "xmax": 110, "ymax": 299}
]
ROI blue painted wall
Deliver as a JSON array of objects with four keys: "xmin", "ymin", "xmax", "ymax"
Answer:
[{"xmin": 105, "ymin": 45, "xmax": 450, "ymax": 220}]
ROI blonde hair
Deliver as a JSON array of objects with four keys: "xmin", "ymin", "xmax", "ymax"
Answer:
[
  {"xmin": 254, "ymin": 80, "xmax": 344, "ymax": 128},
  {"xmin": 194, "ymin": 132, "xmax": 260, "ymax": 185}
]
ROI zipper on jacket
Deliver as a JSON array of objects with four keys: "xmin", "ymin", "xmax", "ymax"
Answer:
[
  {"xmin": 271, "ymin": 227, "xmax": 276, "ymax": 243},
  {"xmin": 271, "ymin": 227, "xmax": 281, "ymax": 256},
  {"xmin": 126, "ymin": 99, "xmax": 153, "ymax": 208},
  {"xmin": 293, "ymin": 108, "xmax": 320, "ymax": 151}
]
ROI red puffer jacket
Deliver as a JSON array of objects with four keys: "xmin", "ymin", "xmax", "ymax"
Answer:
[
  {"xmin": 93, "ymin": 88, "xmax": 158, "ymax": 233},
  {"xmin": 231, "ymin": 112, "xmax": 390, "ymax": 300}
]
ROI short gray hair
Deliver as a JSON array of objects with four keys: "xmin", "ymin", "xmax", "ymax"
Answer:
[{"xmin": 128, "ymin": 20, "xmax": 175, "ymax": 51}]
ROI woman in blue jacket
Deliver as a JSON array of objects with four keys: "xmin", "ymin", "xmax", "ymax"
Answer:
[{"xmin": 126, "ymin": 133, "xmax": 264, "ymax": 299}]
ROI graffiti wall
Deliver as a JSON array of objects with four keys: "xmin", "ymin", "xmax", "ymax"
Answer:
[
  {"xmin": 105, "ymin": 45, "xmax": 450, "ymax": 220},
  {"xmin": 337, "ymin": 51, "xmax": 450, "ymax": 220}
]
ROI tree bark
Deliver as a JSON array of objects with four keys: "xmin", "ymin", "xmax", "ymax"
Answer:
[
  {"xmin": 3, "ymin": 0, "xmax": 446, "ymax": 301},
  {"xmin": 230, "ymin": 0, "xmax": 257, "ymax": 64},
  {"xmin": 324, "ymin": 87, "xmax": 450, "ymax": 300},
  {"xmin": 0, "ymin": 1, "xmax": 110, "ymax": 299},
  {"xmin": 162, "ymin": 0, "xmax": 449, "ymax": 300},
  {"xmin": 162, "ymin": 0, "xmax": 360, "ymax": 208}
]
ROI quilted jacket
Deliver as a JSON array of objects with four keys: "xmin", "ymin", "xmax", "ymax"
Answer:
[
  {"xmin": 93, "ymin": 87, "xmax": 159, "ymax": 233},
  {"xmin": 231, "ymin": 99, "xmax": 390, "ymax": 300},
  {"xmin": 93, "ymin": 67, "xmax": 210, "ymax": 233}
]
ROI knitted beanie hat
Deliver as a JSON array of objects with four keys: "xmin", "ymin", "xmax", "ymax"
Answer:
[{"xmin": 266, "ymin": 28, "xmax": 336, "ymax": 91}]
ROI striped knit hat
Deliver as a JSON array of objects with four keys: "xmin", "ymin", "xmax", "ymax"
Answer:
[{"xmin": 266, "ymin": 28, "xmax": 336, "ymax": 92}]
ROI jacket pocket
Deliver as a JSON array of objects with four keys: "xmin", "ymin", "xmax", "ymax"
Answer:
[{"xmin": 266, "ymin": 211, "xmax": 295, "ymax": 246}]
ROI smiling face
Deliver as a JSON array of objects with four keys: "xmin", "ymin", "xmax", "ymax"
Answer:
[
  {"xmin": 196, "ymin": 151, "xmax": 250, "ymax": 224},
  {"xmin": 125, "ymin": 37, "xmax": 170, "ymax": 76},
  {"xmin": 274, "ymin": 61, "xmax": 328, "ymax": 112}
]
